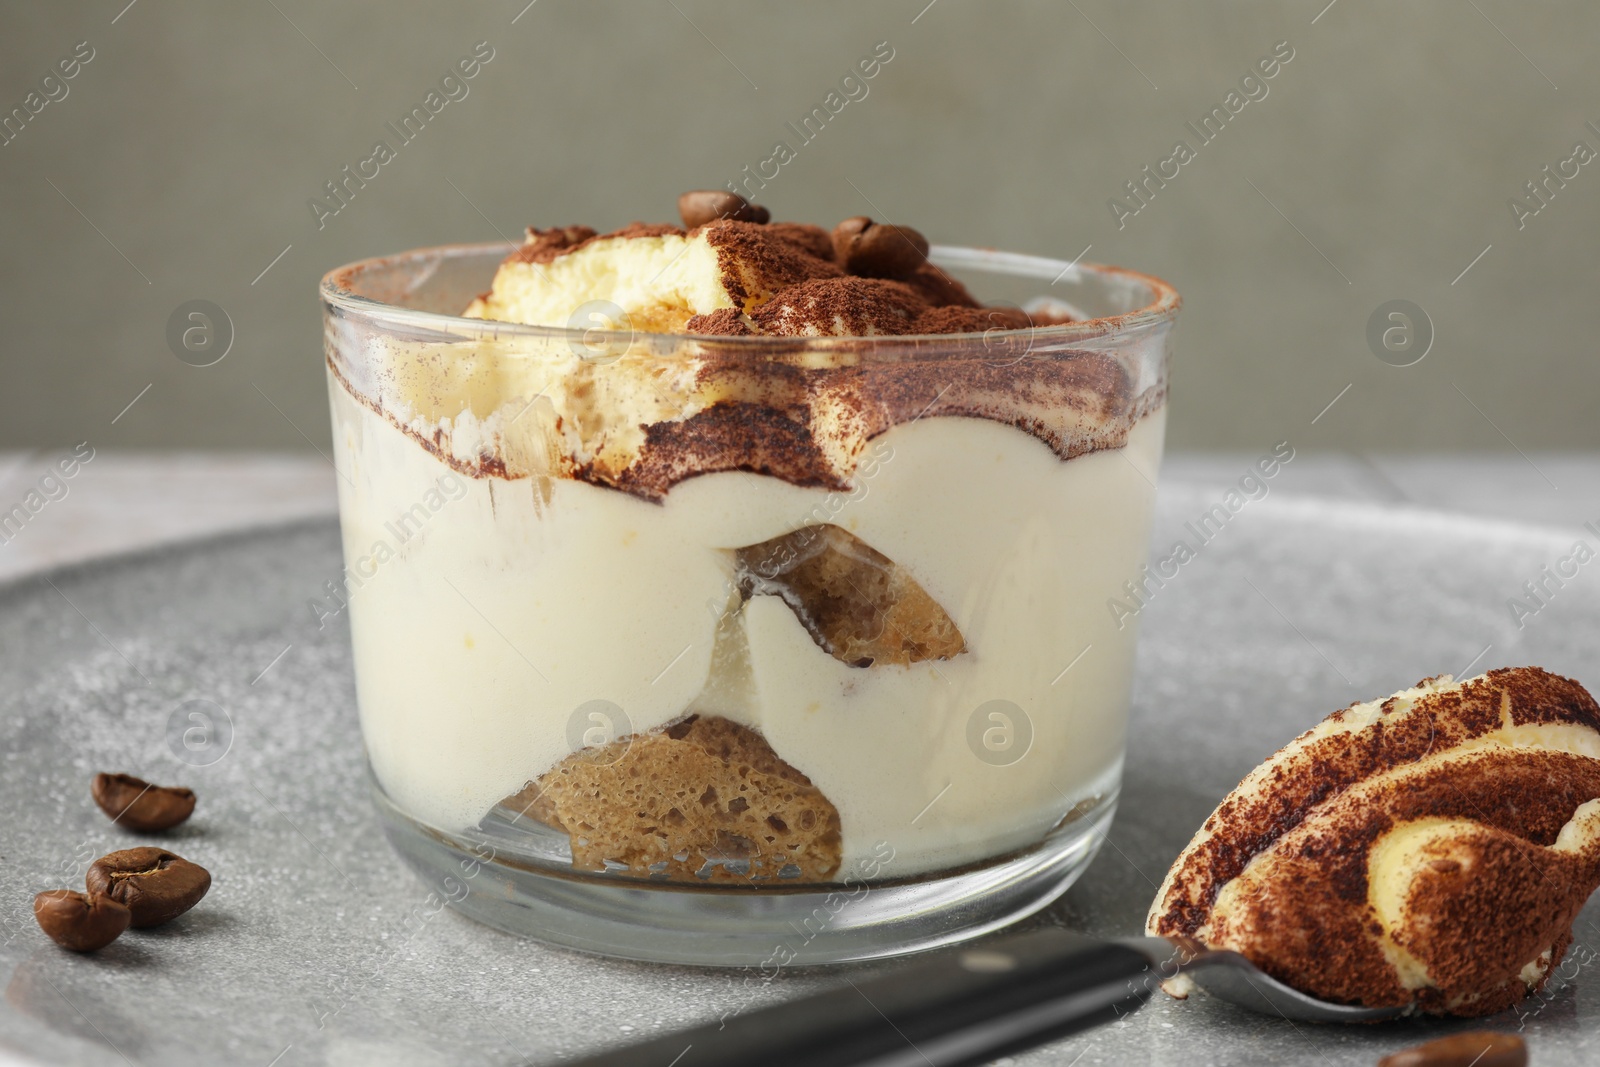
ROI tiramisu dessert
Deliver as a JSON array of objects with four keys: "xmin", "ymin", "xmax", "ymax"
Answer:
[
  {"xmin": 1148, "ymin": 667, "xmax": 1600, "ymax": 1017},
  {"xmin": 324, "ymin": 191, "xmax": 1175, "ymax": 887}
]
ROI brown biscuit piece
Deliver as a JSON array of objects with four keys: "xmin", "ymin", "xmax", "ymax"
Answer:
[
  {"xmin": 735, "ymin": 523, "xmax": 965, "ymax": 668},
  {"xmin": 504, "ymin": 715, "xmax": 842, "ymax": 884}
]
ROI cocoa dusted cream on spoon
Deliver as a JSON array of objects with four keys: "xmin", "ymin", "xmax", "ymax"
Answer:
[{"xmin": 1149, "ymin": 667, "xmax": 1600, "ymax": 1017}]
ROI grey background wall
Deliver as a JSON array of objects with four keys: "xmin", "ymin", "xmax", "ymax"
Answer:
[{"xmin": 1, "ymin": 1, "xmax": 1595, "ymax": 454}]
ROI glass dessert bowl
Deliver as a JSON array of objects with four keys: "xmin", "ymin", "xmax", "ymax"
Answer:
[{"xmin": 320, "ymin": 202, "xmax": 1179, "ymax": 965}]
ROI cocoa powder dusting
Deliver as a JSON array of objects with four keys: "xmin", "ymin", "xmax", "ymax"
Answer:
[{"xmin": 338, "ymin": 197, "xmax": 1166, "ymax": 502}]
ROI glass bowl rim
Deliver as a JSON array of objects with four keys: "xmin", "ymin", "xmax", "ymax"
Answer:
[{"xmin": 319, "ymin": 240, "xmax": 1181, "ymax": 347}]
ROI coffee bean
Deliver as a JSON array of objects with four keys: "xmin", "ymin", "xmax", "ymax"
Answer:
[
  {"xmin": 831, "ymin": 215, "xmax": 872, "ymax": 255},
  {"xmin": 33, "ymin": 890, "xmax": 131, "ymax": 952},
  {"xmin": 1378, "ymin": 1031, "xmax": 1526, "ymax": 1067},
  {"xmin": 86, "ymin": 847, "xmax": 210, "ymax": 928},
  {"xmin": 832, "ymin": 217, "xmax": 929, "ymax": 278},
  {"xmin": 678, "ymin": 189, "xmax": 768, "ymax": 228},
  {"xmin": 91, "ymin": 772, "xmax": 195, "ymax": 833}
]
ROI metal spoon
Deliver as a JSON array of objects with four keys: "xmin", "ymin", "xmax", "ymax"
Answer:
[{"xmin": 565, "ymin": 928, "xmax": 1403, "ymax": 1067}]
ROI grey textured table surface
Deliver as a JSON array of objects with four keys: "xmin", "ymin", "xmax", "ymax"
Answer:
[{"xmin": 1, "ymin": 457, "xmax": 1599, "ymax": 1066}]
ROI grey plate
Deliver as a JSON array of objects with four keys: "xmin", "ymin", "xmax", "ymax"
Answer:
[{"xmin": 2, "ymin": 486, "xmax": 1598, "ymax": 1067}]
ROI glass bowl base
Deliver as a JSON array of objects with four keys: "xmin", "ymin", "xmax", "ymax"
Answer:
[{"xmin": 372, "ymin": 776, "xmax": 1118, "ymax": 967}]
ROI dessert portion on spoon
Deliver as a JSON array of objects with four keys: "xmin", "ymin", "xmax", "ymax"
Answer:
[{"xmin": 1148, "ymin": 667, "xmax": 1600, "ymax": 1016}]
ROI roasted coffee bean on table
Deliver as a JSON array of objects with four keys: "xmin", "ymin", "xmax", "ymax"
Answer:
[
  {"xmin": 1378, "ymin": 1031, "xmax": 1528, "ymax": 1067},
  {"xmin": 86, "ymin": 847, "xmax": 210, "ymax": 928},
  {"xmin": 677, "ymin": 189, "xmax": 769, "ymax": 228},
  {"xmin": 33, "ymin": 890, "xmax": 131, "ymax": 952},
  {"xmin": 90, "ymin": 772, "xmax": 196, "ymax": 832},
  {"xmin": 831, "ymin": 215, "xmax": 929, "ymax": 278}
]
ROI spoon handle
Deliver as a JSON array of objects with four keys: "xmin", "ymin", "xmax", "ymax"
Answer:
[{"xmin": 564, "ymin": 929, "xmax": 1159, "ymax": 1067}]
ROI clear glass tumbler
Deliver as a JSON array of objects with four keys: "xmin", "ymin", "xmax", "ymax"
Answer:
[{"xmin": 320, "ymin": 243, "xmax": 1178, "ymax": 965}]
